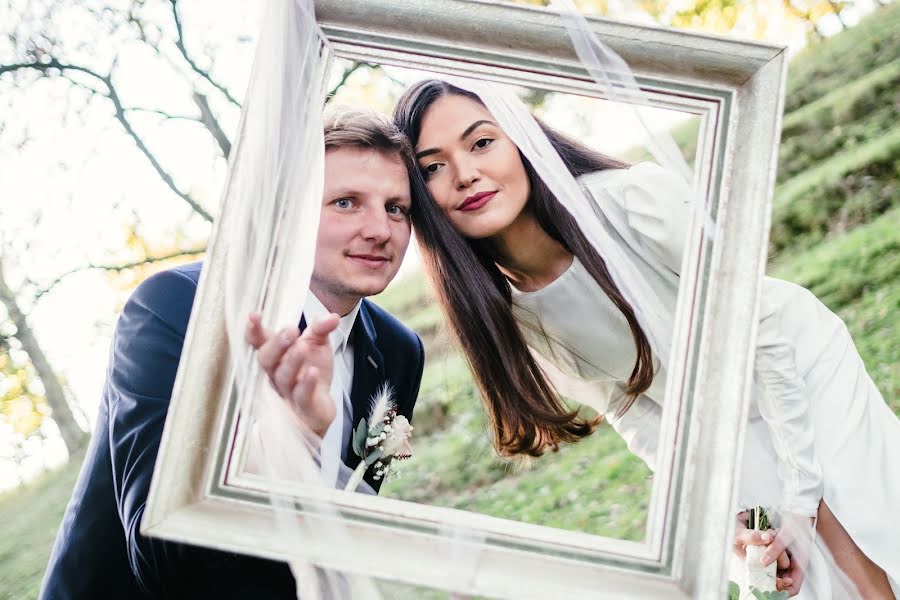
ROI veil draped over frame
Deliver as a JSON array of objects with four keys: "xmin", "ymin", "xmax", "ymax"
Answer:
[{"xmin": 214, "ymin": 0, "xmax": 855, "ymax": 598}]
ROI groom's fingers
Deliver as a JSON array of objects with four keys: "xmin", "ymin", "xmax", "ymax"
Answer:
[
  {"xmin": 273, "ymin": 341, "xmax": 309, "ymax": 397},
  {"xmin": 303, "ymin": 314, "xmax": 339, "ymax": 347},
  {"xmin": 291, "ymin": 367, "xmax": 335, "ymax": 438},
  {"xmin": 257, "ymin": 327, "xmax": 300, "ymax": 372},
  {"xmin": 245, "ymin": 313, "xmax": 268, "ymax": 349}
]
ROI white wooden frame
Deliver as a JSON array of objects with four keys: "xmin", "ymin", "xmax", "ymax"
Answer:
[{"xmin": 143, "ymin": 1, "xmax": 788, "ymax": 597}]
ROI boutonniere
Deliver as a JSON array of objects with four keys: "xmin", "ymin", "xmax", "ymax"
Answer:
[{"xmin": 344, "ymin": 384, "xmax": 413, "ymax": 492}]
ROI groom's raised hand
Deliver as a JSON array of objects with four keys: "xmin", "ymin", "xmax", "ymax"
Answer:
[{"xmin": 245, "ymin": 312, "xmax": 340, "ymax": 438}]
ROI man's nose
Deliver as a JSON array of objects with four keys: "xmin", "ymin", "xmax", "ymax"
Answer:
[{"xmin": 359, "ymin": 207, "xmax": 391, "ymax": 243}]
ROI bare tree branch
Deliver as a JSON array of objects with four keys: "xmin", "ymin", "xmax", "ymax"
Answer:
[
  {"xmin": 33, "ymin": 246, "xmax": 208, "ymax": 300},
  {"xmin": 0, "ymin": 58, "xmax": 215, "ymax": 223},
  {"xmin": 0, "ymin": 260, "xmax": 87, "ymax": 453},
  {"xmin": 169, "ymin": 0, "xmax": 241, "ymax": 107},
  {"xmin": 192, "ymin": 92, "xmax": 231, "ymax": 157},
  {"xmin": 124, "ymin": 106, "xmax": 202, "ymax": 122},
  {"xmin": 326, "ymin": 61, "xmax": 367, "ymax": 102}
]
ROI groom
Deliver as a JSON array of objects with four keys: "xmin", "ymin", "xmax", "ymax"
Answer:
[{"xmin": 40, "ymin": 109, "xmax": 425, "ymax": 600}]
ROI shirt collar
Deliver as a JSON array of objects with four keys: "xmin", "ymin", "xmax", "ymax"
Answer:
[{"xmin": 303, "ymin": 292, "xmax": 362, "ymax": 353}]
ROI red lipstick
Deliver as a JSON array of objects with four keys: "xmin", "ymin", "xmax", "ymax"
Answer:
[{"xmin": 459, "ymin": 191, "xmax": 497, "ymax": 212}]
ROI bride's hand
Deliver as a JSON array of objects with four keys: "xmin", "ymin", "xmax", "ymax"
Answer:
[
  {"xmin": 733, "ymin": 511, "xmax": 795, "ymax": 595},
  {"xmin": 759, "ymin": 512, "xmax": 816, "ymax": 597}
]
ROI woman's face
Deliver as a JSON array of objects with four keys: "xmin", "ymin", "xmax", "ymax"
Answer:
[{"xmin": 415, "ymin": 94, "xmax": 531, "ymax": 240}]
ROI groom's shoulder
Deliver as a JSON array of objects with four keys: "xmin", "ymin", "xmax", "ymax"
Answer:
[
  {"xmin": 121, "ymin": 261, "xmax": 203, "ymax": 332},
  {"xmin": 361, "ymin": 298, "xmax": 422, "ymax": 353}
]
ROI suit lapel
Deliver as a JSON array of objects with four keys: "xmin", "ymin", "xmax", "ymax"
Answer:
[{"xmin": 344, "ymin": 300, "xmax": 384, "ymax": 471}]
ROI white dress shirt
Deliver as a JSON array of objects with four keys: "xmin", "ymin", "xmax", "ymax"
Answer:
[{"xmin": 303, "ymin": 292, "xmax": 361, "ymax": 486}]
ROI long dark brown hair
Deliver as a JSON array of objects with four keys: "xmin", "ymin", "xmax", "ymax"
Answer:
[{"xmin": 393, "ymin": 80, "xmax": 655, "ymax": 457}]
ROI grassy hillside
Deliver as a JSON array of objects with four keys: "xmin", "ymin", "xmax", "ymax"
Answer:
[
  {"xmin": 0, "ymin": 449, "xmax": 84, "ymax": 600},
  {"xmin": 2, "ymin": 5, "xmax": 897, "ymax": 596}
]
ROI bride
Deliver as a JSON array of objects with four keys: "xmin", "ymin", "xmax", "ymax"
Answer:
[{"xmin": 391, "ymin": 78, "xmax": 899, "ymax": 598}]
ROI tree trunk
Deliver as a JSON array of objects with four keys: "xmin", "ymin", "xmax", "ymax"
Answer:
[{"xmin": 0, "ymin": 262, "xmax": 87, "ymax": 453}]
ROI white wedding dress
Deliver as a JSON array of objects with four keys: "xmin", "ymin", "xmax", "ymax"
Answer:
[{"xmin": 510, "ymin": 163, "xmax": 900, "ymax": 599}]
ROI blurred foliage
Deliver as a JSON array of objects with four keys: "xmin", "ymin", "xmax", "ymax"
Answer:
[
  {"xmin": 770, "ymin": 3, "xmax": 899, "ymax": 253},
  {"xmin": 784, "ymin": 2, "xmax": 900, "ymax": 112},
  {"xmin": 0, "ymin": 332, "xmax": 50, "ymax": 440}
]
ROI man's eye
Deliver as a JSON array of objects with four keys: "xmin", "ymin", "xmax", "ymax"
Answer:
[
  {"xmin": 387, "ymin": 204, "xmax": 409, "ymax": 216},
  {"xmin": 473, "ymin": 138, "xmax": 493, "ymax": 150},
  {"xmin": 334, "ymin": 198, "xmax": 352, "ymax": 209}
]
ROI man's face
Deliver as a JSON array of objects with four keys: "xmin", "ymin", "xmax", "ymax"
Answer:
[{"xmin": 310, "ymin": 147, "xmax": 412, "ymax": 314}]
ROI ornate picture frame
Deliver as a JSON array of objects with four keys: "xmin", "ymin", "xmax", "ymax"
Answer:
[{"xmin": 142, "ymin": 1, "xmax": 787, "ymax": 597}]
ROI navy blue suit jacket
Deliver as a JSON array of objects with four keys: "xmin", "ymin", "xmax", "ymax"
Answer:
[{"xmin": 39, "ymin": 262, "xmax": 424, "ymax": 599}]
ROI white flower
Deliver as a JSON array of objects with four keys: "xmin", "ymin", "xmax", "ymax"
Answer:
[{"xmin": 380, "ymin": 415, "xmax": 413, "ymax": 459}]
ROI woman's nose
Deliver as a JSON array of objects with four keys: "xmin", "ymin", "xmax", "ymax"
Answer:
[{"xmin": 454, "ymin": 158, "xmax": 479, "ymax": 190}]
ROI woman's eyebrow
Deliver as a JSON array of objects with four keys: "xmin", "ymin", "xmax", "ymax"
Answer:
[{"xmin": 415, "ymin": 119, "xmax": 497, "ymax": 160}]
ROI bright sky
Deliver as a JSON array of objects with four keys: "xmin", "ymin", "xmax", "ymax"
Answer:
[{"xmin": 0, "ymin": 0, "xmax": 881, "ymax": 491}]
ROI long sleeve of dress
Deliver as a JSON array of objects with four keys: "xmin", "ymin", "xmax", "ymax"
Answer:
[
  {"xmin": 583, "ymin": 164, "xmax": 824, "ymax": 516},
  {"xmin": 753, "ymin": 283, "xmax": 823, "ymax": 517},
  {"xmin": 604, "ymin": 389, "xmax": 663, "ymax": 473},
  {"xmin": 530, "ymin": 351, "xmax": 662, "ymax": 471},
  {"xmin": 582, "ymin": 161, "xmax": 694, "ymax": 275}
]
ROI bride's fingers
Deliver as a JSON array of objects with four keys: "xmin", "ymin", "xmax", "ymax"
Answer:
[
  {"xmin": 786, "ymin": 569, "xmax": 804, "ymax": 596},
  {"xmin": 761, "ymin": 533, "xmax": 789, "ymax": 566},
  {"xmin": 777, "ymin": 549, "xmax": 791, "ymax": 570},
  {"xmin": 776, "ymin": 576, "xmax": 793, "ymax": 592},
  {"xmin": 732, "ymin": 528, "xmax": 771, "ymax": 559}
]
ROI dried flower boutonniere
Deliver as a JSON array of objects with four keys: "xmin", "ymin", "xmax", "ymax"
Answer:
[{"xmin": 344, "ymin": 384, "xmax": 413, "ymax": 492}]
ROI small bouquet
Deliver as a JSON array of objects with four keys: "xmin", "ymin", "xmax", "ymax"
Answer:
[
  {"xmin": 728, "ymin": 506, "xmax": 787, "ymax": 600},
  {"xmin": 344, "ymin": 384, "xmax": 413, "ymax": 492},
  {"xmin": 745, "ymin": 507, "xmax": 778, "ymax": 595}
]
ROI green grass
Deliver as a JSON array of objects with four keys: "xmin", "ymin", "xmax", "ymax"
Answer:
[
  {"xmin": 784, "ymin": 2, "xmax": 900, "ymax": 112},
  {"xmin": 780, "ymin": 60, "xmax": 900, "ymax": 140},
  {"xmin": 770, "ymin": 125, "xmax": 900, "ymax": 251},
  {"xmin": 0, "ymin": 449, "xmax": 85, "ymax": 600}
]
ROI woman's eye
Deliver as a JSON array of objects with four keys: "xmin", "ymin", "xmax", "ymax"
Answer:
[
  {"xmin": 473, "ymin": 137, "xmax": 494, "ymax": 150},
  {"xmin": 422, "ymin": 163, "xmax": 442, "ymax": 177}
]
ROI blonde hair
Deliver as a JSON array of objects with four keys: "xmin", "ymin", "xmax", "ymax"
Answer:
[{"xmin": 323, "ymin": 107, "xmax": 415, "ymax": 173}]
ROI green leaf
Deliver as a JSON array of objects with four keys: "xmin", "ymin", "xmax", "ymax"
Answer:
[
  {"xmin": 364, "ymin": 448, "xmax": 384, "ymax": 466},
  {"xmin": 750, "ymin": 589, "xmax": 788, "ymax": 600},
  {"xmin": 352, "ymin": 418, "xmax": 368, "ymax": 459},
  {"xmin": 727, "ymin": 581, "xmax": 740, "ymax": 600}
]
